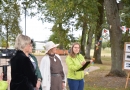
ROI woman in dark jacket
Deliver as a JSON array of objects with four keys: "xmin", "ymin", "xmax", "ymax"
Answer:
[{"xmin": 10, "ymin": 34, "xmax": 37, "ymax": 90}]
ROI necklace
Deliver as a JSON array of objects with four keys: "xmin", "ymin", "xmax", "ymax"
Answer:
[{"xmin": 49, "ymin": 55, "xmax": 56, "ymax": 62}]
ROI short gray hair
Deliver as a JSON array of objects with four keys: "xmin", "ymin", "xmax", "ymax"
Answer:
[{"xmin": 15, "ymin": 34, "xmax": 31, "ymax": 50}]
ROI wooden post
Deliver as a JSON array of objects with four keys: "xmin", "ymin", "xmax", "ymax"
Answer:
[
  {"xmin": 123, "ymin": 42, "xmax": 130, "ymax": 89},
  {"xmin": 125, "ymin": 72, "xmax": 130, "ymax": 89}
]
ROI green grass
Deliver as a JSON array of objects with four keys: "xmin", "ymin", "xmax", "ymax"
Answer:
[
  {"xmin": 84, "ymin": 49, "xmax": 130, "ymax": 90},
  {"xmin": 83, "ymin": 59, "xmax": 130, "ymax": 90},
  {"xmin": 84, "ymin": 86, "xmax": 130, "ymax": 90},
  {"xmin": 84, "ymin": 85, "xmax": 130, "ymax": 90},
  {"xmin": 84, "ymin": 86, "xmax": 119, "ymax": 90},
  {"xmin": 90, "ymin": 48, "xmax": 111, "ymax": 57}
]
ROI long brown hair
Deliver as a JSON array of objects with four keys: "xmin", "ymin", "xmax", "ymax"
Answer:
[{"xmin": 69, "ymin": 42, "xmax": 80, "ymax": 58}]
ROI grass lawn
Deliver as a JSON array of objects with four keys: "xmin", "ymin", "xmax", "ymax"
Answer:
[{"xmin": 82, "ymin": 49, "xmax": 130, "ymax": 90}]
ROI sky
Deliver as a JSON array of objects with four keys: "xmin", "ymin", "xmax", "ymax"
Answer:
[
  {"xmin": 20, "ymin": 16, "xmax": 53, "ymax": 41},
  {"xmin": 20, "ymin": 16, "xmax": 82, "ymax": 49},
  {"xmin": 20, "ymin": 16, "xmax": 82, "ymax": 42}
]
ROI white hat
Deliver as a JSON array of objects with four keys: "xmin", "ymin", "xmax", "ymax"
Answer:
[{"xmin": 44, "ymin": 41, "xmax": 59, "ymax": 53}]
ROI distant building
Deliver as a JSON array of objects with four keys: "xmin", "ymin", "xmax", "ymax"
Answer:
[{"xmin": 35, "ymin": 42, "xmax": 45, "ymax": 53}]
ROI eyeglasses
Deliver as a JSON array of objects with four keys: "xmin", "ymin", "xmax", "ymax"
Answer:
[
  {"xmin": 30, "ymin": 44, "xmax": 33, "ymax": 47},
  {"xmin": 73, "ymin": 47, "xmax": 80, "ymax": 49},
  {"xmin": 28, "ymin": 43, "xmax": 33, "ymax": 47}
]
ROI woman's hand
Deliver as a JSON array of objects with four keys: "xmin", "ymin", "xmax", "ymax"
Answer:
[
  {"xmin": 0, "ymin": 73, "xmax": 3, "ymax": 81},
  {"xmin": 81, "ymin": 61, "xmax": 86, "ymax": 66},
  {"xmin": 62, "ymin": 82, "xmax": 66, "ymax": 89},
  {"xmin": 90, "ymin": 58, "xmax": 95, "ymax": 63},
  {"xmin": 36, "ymin": 80, "xmax": 41, "ymax": 89},
  {"xmin": 90, "ymin": 60, "xmax": 93, "ymax": 63},
  {"xmin": 36, "ymin": 78, "xmax": 41, "ymax": 90}
]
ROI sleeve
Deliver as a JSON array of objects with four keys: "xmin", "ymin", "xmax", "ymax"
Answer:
[
  {"xmin": 79, "ymin": 54, "xmax": 91, "ymax": 68},
  {"xmin": 21, "ymin": 57, "xmax": 37, "ymax": 87},
  {"xmin": 78, "ymin": 54, "xmax": 89, "ymax": 68},
  {"xmin": 32, "ymin": 55, "xmax": 42, "ymax": 80},
  {"xmin": 40, "ymin": 56, "xmax": 50, "ymax": 87},
  {"xmin": 65, "ymin": 55, "xmax": 82, "ymax": 71},
  {"xmin": 79, "ymin": 54, "xmax": 85, "ymax": 62}
]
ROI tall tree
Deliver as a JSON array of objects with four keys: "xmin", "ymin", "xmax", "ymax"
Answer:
[
  {"xmin": 80, "ymin": 16, "xmax": 88, "ymax": 56},
  {"xmin": 121, "ymin": 0, "xmax": 130, "ymax": 43},
  {"xmin": 85, "ymin": 25, "xmax": 95, "ymax": 59},
  {"xmin": 121, "ymin": 0, "xmax": 130, "ymax": 27},
  {"xmin": 69, "ymin": 0, "xmax": 99, "ymax": 56},
  {"xmin": 104, "ymin": 0, "xmax": 125, "ymax": 76},
  {"xmin": 49, "ymin": 23, "xmax": 70, "ymax": 49},
  {"xmin": 0, "ymin": 1, "xmax": 22, "ymax": 48},
  {"xmin": 35, "ymin": 0, "xmax": 99, "ymax": 54},
  {"xmin": 93, "ymin": 0, "xmax": 104, "ymax": 64}
]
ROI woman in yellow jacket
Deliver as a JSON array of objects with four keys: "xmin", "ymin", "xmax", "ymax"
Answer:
[{"xmin": 66, "ymin": 42, "xmax": 93, "ymax": 90}]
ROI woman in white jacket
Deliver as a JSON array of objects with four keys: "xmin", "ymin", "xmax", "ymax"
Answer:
[{"xmin": 40, "ymin": 41, "xmax": 66, "ymax": 90}]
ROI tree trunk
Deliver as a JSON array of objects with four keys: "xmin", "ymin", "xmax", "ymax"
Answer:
[
  {"xmin": 93, "ymin": 0, "xmax": 104, "ymax": 64},
  {"xmin": 85, "ymin": 27, "xmax": 93, "ymax": 59},
  {"xmin": 93, "ymin": 33, "xmax": 102, "ymax": 64},
  {"xmin": 104, "ymin": 0, "xmax": 126, "ymax": 77},
  {"xmin": 81, "ymin": 19, "xmax": 87, "ymax": 56}
]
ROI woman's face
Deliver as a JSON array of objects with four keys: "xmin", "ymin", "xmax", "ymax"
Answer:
[
  {"xmin": 24, "ymin": 43, "xmax": 33, "ymax": 54},
  {"xmin": 28, "ymin": 44, "xmax": 33, "ymax": 53},
  {"xmin": 48, "ymin": 47, "xmax": 57, "ymax": 54},
  {"xmin": 73, "ymin": 44, "xmax": 80, "ymax": 54}
]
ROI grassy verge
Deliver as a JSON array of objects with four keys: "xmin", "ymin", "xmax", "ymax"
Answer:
[{"xmin": 83, "ymin": 56, "xmax": 130, "ymax": 90}]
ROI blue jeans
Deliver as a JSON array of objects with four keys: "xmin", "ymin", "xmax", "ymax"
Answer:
[{"xmin": 67, "ymin": 78, "xmax": 84, "ymax": 90}]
